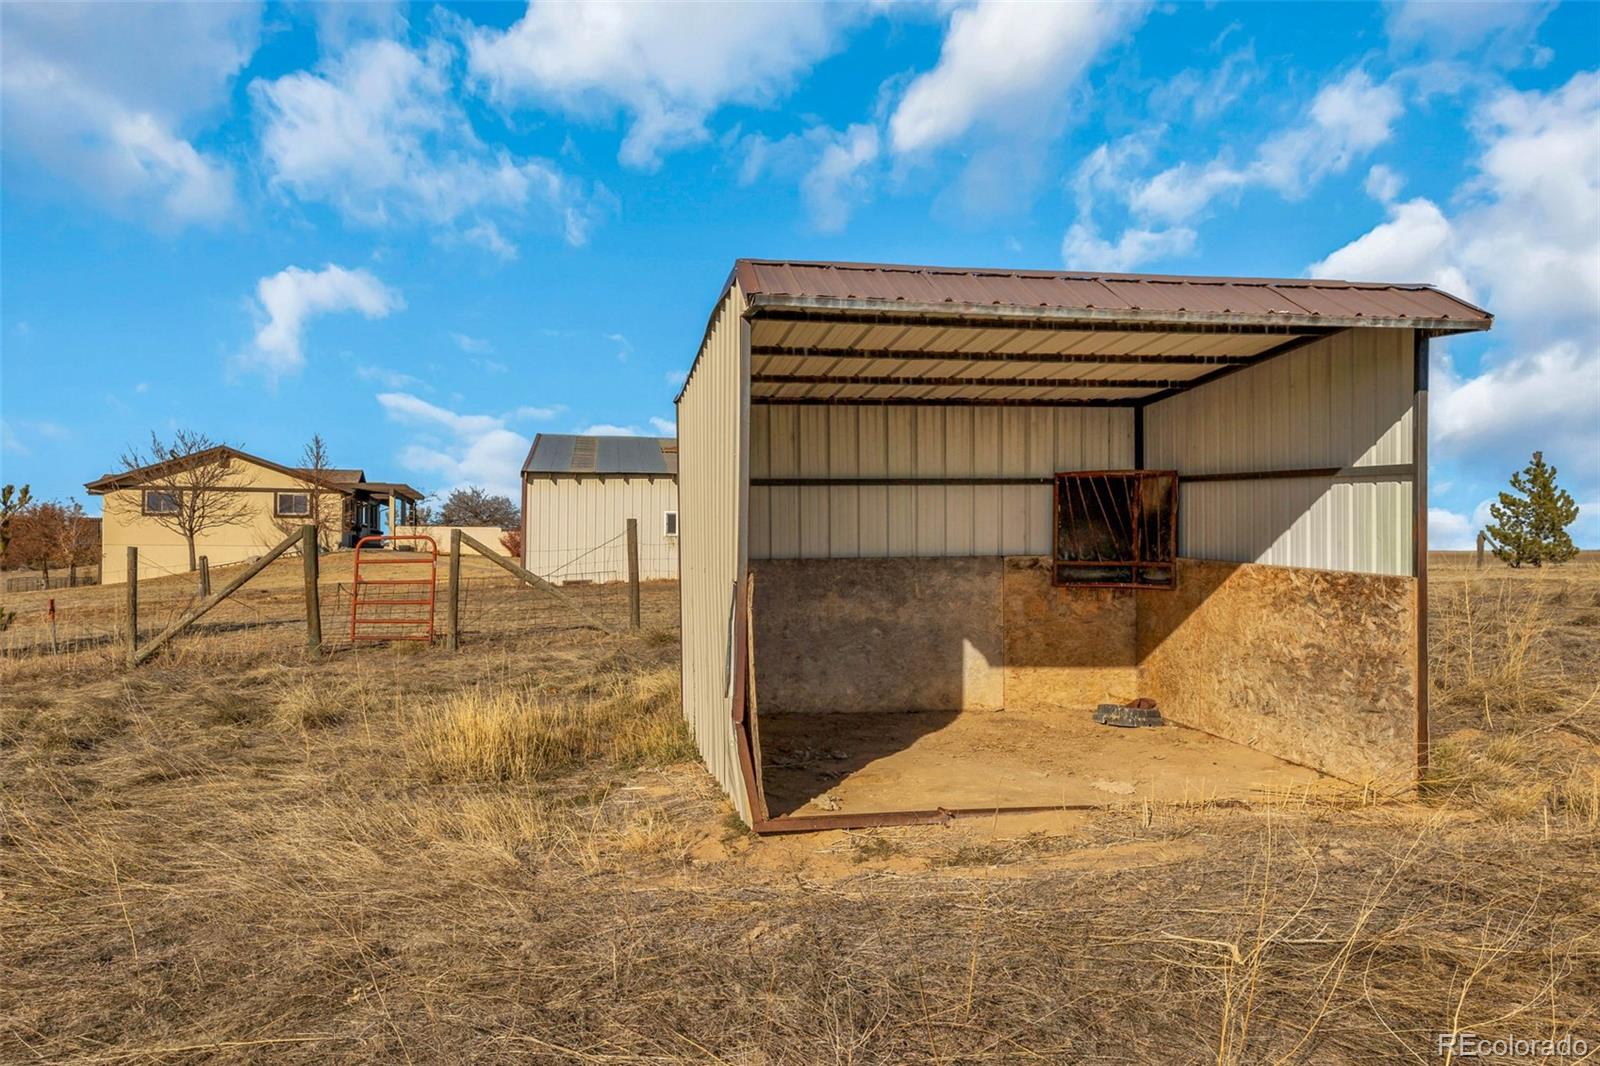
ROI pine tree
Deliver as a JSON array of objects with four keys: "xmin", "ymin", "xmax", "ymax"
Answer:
[{"xmin": 1484, "ymin": 451, "xmax": 1580, "ymax": 568}]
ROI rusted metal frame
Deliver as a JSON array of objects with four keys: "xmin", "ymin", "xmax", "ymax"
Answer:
[
  {"xmin": 752, "ymin": 372, "xmax": 1201, "ymax": 391},
  {"xmin": 753, "ymin": 396, "xmax": 1133, "ymax": 408},
  {"xmin": 1178, "ymin": 463, "xmax": 1416, "ymax": 484},
  {"xmin": 750, "ymin": 306, "xmax": 1345, "ymax": 337},
  {"xmin": 1414, "ymin": 331, "xmax": 1430, "ymax": 779},
  {"xmin": 751, "ymin": 345, "xmax": 1260, "ymax": 367},
  {"xmin": 753, "ymin": 476, "xmax": 1052, "ymax": 487},
  {"xmin": 755, "ymin": 804, "xmax": 1106, "ymax": 834},
  {"xmin": 350, "ymin": 533, "xmax": 439, "ymax": 644},
  {"xmin": 1050, "ymin": 470, "xmax": 1178, "ymax": 589},
  {"xmin": 1135, "ymin": 331, "xmax": 1339, "ymax": 408}
]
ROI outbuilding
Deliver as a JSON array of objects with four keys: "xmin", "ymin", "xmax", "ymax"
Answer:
[
  {"xmin": 519, "ymin": 433, "xmax": 678, "ymax": 583},
  {"xmin": 676, "ymin": 258, "xmax": 1491, "ymax": 831}
]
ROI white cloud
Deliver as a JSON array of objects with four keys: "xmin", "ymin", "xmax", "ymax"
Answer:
[
  {"xmin": 1309, "ymin": 197, "xmax": 1473, "ymax": 295},
  {"xmin": 243, "ymin": 265, "xmax": 404, "ymax": 377},
  {"xmin": 511, "ymin": 405, "xmax": 560, "ymax": 421},
  {"xmin": 254, "ymin": 38, "xmax": 608, "ymax": 248},
  {"xmin": 377, "ymin": 392, "xmax": 528, "ymax": 499},
  {"xmin": 1312, "ymin": 70, "xmax": 1600, "ymax": 523},
  {"xmin": 0, "ymin": 2, "xmax": 258, "ymax": 225},
  {"xmin": 801, "ymin": 124, "xmax": 880, "ymax": 233},
  {"xmin": 1061, "ymin": 222, "xmax": 1195, "ymax": 272},
  {"xmin": 1364, "ymin": 163, "xmax": 1405, "ymax": 204},
  {"xmin": 742, "ymin": 122, "xmax": 881, "ymax": 232},
  {"xmin": 577, "ymin": 423, "xmax": 642, "ymax": 437},
  {"xmin": 1428, "ymin": 502, "xmax": 1494, "ymax": 549},
  {"xmin": 1130, "ymin": 69, "xmax": 1402, "ymax": 226},
  {"xmin": 1386, "ymin": 0, "xmax": 1555, "ymax": 64},
  {"xmin": 665, "ymin": 369, "xmax": 688, "ymax": 386},
  {"xmin": 467, "ymin": 1, "xmax": 850, "ymax": 168},
  {"xmin": 648, "ymin": 417, "xmax": 676, "ymax": 436},
  {"xmin": 452, "ymin": 332, "xmax": 493, "ymax": 354},
  {"xmin": 889, "ymin": 0, "xmax": 1149, "ymax": 156}
]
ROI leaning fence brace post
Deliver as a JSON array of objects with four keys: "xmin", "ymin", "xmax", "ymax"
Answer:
[
  {"xmin": 133, "ymin": 528, "xmax": 302, "ymax": 666},
  {"xmin": 455, "ymin": 531, "xmax": 616, "ymax": 634},
  {"xmin": 125, "ymin": 547, "xmax": 138, "ymax": 665},
  {"xmin": 198, "ymin": 556, "xmax": 211, "ymax": 597},
  {"xmin": 302, "ymin": 525, "xmax": 321, "ymax": 653},
  {"xmin": 448, "ymin": 529, "xmax": 462, "ymax": 651},
  {"xmin": 626, "ymin": 518, "xmax": 641, "ymax": 630}
]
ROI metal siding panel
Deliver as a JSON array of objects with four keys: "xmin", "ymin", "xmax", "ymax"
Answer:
[{"xmin": 677, "ymin": 285, "xmax": 750, "ymax": 823}]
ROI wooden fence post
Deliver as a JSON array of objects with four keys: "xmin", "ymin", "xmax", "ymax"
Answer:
[
  {"xmin": 1475, "ymin": 530, "xmax": 1486, "ymax": 570},
  {"xmin": 198, "ymin": 556, "xmax": 211, "ymax": 597},
  {"xmin": 626, "ymin": 518, "xmax": 641, "ymax": 630},
  {"xmin": 448, "ymin": 529, "xmax": 462, "ymax": 651},
  {"xmin": 125, "ymin": 547, "xmax": 138, "ymax": 665},
  {"xmin": 302, "ymin": 525, "xmax": 321, "ymax": 653}
]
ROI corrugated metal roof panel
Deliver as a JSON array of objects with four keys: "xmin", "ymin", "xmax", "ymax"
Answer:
[
  {"xmin": 734, "ymin": 259, "xmax": 1491, "ymax": 330},
  {"xmin": 521, "ymin": 434, "xmax": 678, "ymax": 476}
]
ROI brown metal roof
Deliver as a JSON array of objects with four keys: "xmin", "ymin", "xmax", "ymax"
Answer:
[{"xmin": 733, "ymin": 259, "xmax": 1491, "ymax": 332}]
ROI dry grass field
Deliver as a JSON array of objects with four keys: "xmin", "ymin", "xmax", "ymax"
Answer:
[{"xmin": 2, "ymin": 552, "xmax": 1597, "ymax": 1063}]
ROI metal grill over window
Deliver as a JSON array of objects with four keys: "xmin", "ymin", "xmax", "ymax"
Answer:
[{"xmin": 1052, "ymin": 471, "xmax": 1177, "ymax": 589}]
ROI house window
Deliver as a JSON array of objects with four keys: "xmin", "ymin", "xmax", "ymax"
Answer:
[
  {"xmin": 663, "ymin": 510, "xmax": 679, "ymax": 537},
  {"xmin": 1052, "ymin": 471, "xmax": 1178, "ymax": 589},
  {"xmin": 143, "ymin": 490, "xmax": 180, "ymax": 515},
  {"xmin": 276, "ymin": 492, "xmax": 311, "ymax": 517}
]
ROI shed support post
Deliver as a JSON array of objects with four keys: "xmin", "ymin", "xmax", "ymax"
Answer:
[
  {"xmin": 448, "ymin": 528, "xmax": 462, "ymax": 651},
  {"xmin": 302, "ymin": 525, "xmax": 321, "ymax": 653},
  {"xmin": 125, "ymin": 547, "xmax": 138, "ymax": 666},
  {"xmin": 198, "ymin": 556, "xmax": 211, "ymax": 598},
  {"xmin": 1414, "ymin": 331, "xmax": 1430, "ymax": 779},
  {"xmin": 626, "ymin": 518, "xmax": 641, "ymax": 629}
]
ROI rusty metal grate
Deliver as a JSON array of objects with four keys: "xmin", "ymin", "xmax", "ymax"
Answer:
[{"xmin": 1052, "ymin": 470, "xmax": 1177, "ymax": 589}]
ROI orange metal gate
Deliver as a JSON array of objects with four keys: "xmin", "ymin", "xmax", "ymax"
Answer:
[{"xmin": 349, "ymin": 534, "xmax": 438, "ymax": 643}]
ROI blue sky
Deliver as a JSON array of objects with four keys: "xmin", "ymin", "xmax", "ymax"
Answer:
[{"xmin": 2, "ymin": 0, "xmax": 1596, "ymax": 546}]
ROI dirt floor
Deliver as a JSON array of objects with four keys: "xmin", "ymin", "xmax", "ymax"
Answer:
[
  {"xmin": 761, "ymin": 707, "xmax": 1331, "ymax": 816},
  {"xmin": 2, "ymin": 551, "xmax": 1597, "ymax": 1063}
]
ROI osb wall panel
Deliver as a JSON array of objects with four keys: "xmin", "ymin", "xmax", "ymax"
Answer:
[
  {"xmin": 1002, "ymin": 557, "xmax": 1138, "ymax": 711},
  {"xmin": 1137, "ymin": 559, "xmax": 1416, "ymax": 785},
  {"xmin": 751, "ymin": 557, "xmax": 1004, "ymax": 714}
]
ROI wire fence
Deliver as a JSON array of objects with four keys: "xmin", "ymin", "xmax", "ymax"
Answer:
[
  {"xmin": 3, "ymin": 568, "xmax": 100, "ymax": 593},
  {"xmin": 1, "ymin": 532, "xmax": 678, "ymax": 664}
]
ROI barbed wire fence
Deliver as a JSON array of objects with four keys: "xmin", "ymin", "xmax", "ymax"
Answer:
[{"xmin": 1, "ymin": 523, "xmax": 679, "ymax": 664}]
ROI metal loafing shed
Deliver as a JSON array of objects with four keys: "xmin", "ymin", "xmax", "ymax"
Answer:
[{"xmin": 675, "ymin": 259, "xmax": 1492, "ymax": 832}]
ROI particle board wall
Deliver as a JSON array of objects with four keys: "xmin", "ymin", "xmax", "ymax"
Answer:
[
  {"xmin": 1142, "ymin": 328, "xmax": 1417, "ymax": 576},
  {"xmin": 1002, "ymin": 557, "xmax": 1138, "ymax": 711},
  {"xmin": 751, "ymin": 557, "xmax": 1006, "ymax": 714},
  {"xmin": 1136, "ymin": 559, "xmax": 1417, "ymax": 786},
  {"xmin": 675, "ymin": 284, "xmax": 752, "ymax": 822},
  {"xmin": 749, "ymin": 406, "xmax": 1133, "ymax": 560},
  {"xmin": 749, "ymin": 555, "xmax": 1138, "ymax": 716}
]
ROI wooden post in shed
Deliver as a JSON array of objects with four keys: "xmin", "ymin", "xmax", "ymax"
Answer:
[
  {"xmin": 626, "ymin": 518, "xmax": 641, "ymax": 629},
  {"xmin": 448, "ymin": 528, "xmax": 462, "ymax": 651},
  {"xmin": 302, "ymin": 525, "xmax": 321, "ymax": 653},
  {"xmin": 198, "ymin": 556, "xmax": 211, "ymax": 598},
  {"xmin": 124, "ymin": 547, "xmax": 138, "ymax": 665}
]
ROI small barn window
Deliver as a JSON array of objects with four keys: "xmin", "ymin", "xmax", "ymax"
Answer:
[
  {"xmin": 143, "ymin": 490, "xmax": 180, "ymax": 515},
  {"xmin": 1053, "ymin": 471, "xmax": 1178, "ymax": 589},
  {"xmin": 276, "ymin": 492, "xmax": 311, "ymax": 517},
  {"xmin": 664, "ymin": 510, "xmax": 679, "ymax": 537}
]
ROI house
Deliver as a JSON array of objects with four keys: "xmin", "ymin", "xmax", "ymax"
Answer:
[
  {"xmin": 520, "ymin": 433, "xmax": 678, "ymax": 583},
  {"xmin": 85, "ymin": 446, "xmax": 424, "ymax": 583},
  {"xmin": 675, "ymin": 258, "xmax": 1492, "ymax": 831}
]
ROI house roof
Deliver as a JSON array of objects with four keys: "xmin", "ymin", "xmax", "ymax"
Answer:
[
  {"xmin": 85, "ymin": 446, "xmax": 423, "ymax": 500},
  {"xmin": 732, "ymin": 258, "xmax": 1492, "ymax": 333},
  {"xmin": 521, "ymin": 434, "xmax": 678, "ymax": 477}
]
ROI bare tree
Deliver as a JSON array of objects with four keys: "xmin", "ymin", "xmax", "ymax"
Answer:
[
  {"xmin": 53, "ymin": 499, "xmax": 99, "ymax": 585},
  {"xmin": 121, "ymin": 431, "xmax": 253, "ymax": 573},
  {"xmin": 274, "ymin": 433, "xmax": 343, "ymax": 551}
]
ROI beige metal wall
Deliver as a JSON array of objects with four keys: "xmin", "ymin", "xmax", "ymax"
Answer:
[
  {"xmin": 749, "ymin": 406, "xmax": 1134, "ymax": 559},
  {"xmin": 1143, "ymin": 328, "xmax": 1416, "ymax": 576},
  {"xmin": 676, "ymin": 284, "xmax": 752, "ymax": 822},
  {"xmin": 521, "ymin": 476, "xmax": 678, "ymax": 582}
]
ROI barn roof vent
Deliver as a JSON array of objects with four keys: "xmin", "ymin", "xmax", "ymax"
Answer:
[{"xmin": 570, "ymin": 436, "xmax": 598, "ymax": 472}]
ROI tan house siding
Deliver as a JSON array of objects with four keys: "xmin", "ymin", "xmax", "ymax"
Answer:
[{"xmin": 98, "ymin": 456, "xmax": 335, "ymax": 584}]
